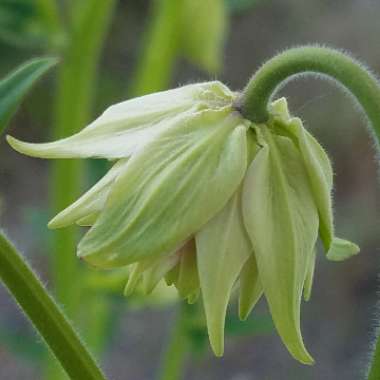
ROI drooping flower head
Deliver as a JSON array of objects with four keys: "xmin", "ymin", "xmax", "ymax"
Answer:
[{"xmin": 7, "ymin": 81, "xmax": 359, "ymax": 363}]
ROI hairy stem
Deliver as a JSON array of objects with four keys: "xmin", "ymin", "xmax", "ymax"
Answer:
[
  {"xmin": 0, "ymin": 232, "xmax": 107, "ymax": 380},
  {"xmin": 237, "ymin": 45, "xmax": 380, "ymax": 142},
  {"xmin": 239, "ymin": 44, "xmax": 380, "ymax": 380}
]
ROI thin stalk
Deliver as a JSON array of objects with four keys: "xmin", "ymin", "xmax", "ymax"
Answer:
[
  {"xmin": 130, "ymin": 0, "xmax": 182, "ymax": 96},
  {"xmin": 50, "ymin": 0, "xmax": 115, "ymax": 324},
  {"xmin": 0, "ymin": 232, "xmax": 107, "ymax": 380},
  {"xmin": 47, "ymin": 1, "xmax": 115, "ymax": 379},
  {"xmin": 158, "ymin": 303, "xmax": 189, "ymax": 380},
  {"xmin": 238, "ymin": 45, "xmax": 380, "ymax": 380}
]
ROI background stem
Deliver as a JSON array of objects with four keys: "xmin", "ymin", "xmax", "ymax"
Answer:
[
  {"xmin": 47, "ymin": 1, "xmax": 115, "ymax": 379},
  {"xmin": 0, "ymin": 232, "xmax": 107, "ymax": 380},
  {"xmin": 159, "ymin": 303, "xmax": 189, "ymax": 380}
]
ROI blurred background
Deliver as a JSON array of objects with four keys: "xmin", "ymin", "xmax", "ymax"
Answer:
[{"xmin": 0, "ymin": 1, "xmax": 380, "ymax": 379}]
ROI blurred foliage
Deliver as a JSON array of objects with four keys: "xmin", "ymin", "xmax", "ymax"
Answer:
[
  {"xmin": 0, "ymin": 0, "xmax": 62, "ymax": 50},
  {"xmin": 0, "ymin": 57, "xmax": 56, "ymax": 134},
  {"xmin": 131, "ymin": 0, "xmax": 227, "ymax": 96},
  {"xmin": 0, "ymin": 323, "xmax": 44, "ymax": 363},
  {"xmin": 226, "ymin": 0, "xmax": 262, "ymax": 13}
]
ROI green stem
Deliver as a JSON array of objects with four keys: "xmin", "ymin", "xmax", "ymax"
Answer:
[
  {"xmin": 237, "ymin": 45, "xmax": 380, "ymax": 142},
  {"xmin": 238, "ymin": 45, "xmax": 380, "ymax": 380},
  {"xmin": 47, "ymin": 2, "xmax": 115, "ymax": 379},
  {"xmin": 130, "ymin": 0, "xmax": 182, "ymax": 96},
  {"xmin": 158, "ymin": 303, "xmax": 189, "ymax": 380},
  {"xmin": 51, "ymin": 0, "xmax": 115, "ymax": 326},
  {"xmin": 0, "ymin": 232, "xmax": 107, "ymax": 380}
]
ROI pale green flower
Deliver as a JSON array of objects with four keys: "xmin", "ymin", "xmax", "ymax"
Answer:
[{"xmin": 7, "ymin": 81, "xmax": 359, "ymax": 364}]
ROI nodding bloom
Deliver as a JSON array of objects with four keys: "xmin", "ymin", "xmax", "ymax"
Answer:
[{"xmin": 7, "ymin": 81, "xmax": 359, "ymax": 363}]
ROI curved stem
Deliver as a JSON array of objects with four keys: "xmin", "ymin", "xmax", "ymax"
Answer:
[
  {"xmin": 238, "ymin": 44, "xmax": 380, "ymax": 380},
  {"xmin": 158, "ymin": 303, "xmax": 189, "ymax": 380},
  {"xmin": 0, "ymin": 232, "xmax": 107, "ymax": 380},
  {"xmin": 237, "ymin": 45, "xmax": 380, "ymax": 142}
]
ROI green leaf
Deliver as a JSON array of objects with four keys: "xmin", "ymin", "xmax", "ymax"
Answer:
[
  {"xmin": 181, "ymin": 0, "xmax": 227, "ymax": 73},
  {"xmin": 242, "ymin": 126, "xmax": 318, "ymax": 364},
  {"xmin": 0, "ymin": 57, "xmax": 57, "ymax": 134},
  {"xmin": 78, "ymin": 107, "xmax": 248, "ymax": 268},
  {"xmin": 196, "ymin": 188, "xmax": 251, "ymax": 356}
]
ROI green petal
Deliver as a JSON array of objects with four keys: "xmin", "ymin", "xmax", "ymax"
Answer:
[
  {"xmin": 326, "ymin": 237, "xmax": 360, "ymax": 261},
  {"xmin": 242, "ymin": 127, "xmax": 318, "ymax": 364},
  {"xmin": 78, "ymin": 107, "xmax": 248, "ymax": 268},
  {"xmin": 271, "ymin": 98, "xmax": 359, "ymax": 261},
  {"xmin": 165, "ymin": 264, "xmax": 180, "ymax": 286},
  {"xmin": 239, "ymin": 254, "xmax": 263, "ymax": 320},
  {"xmin": 7, "ymin": 81, "xmax": 234, "ymax": 159},
  {"xmin": 282, "ymin": 117, "xmax": 333, "ymax": 249},
  {"xmin": 142, "ymin": 254, "xmax": 180, "ymax": 294},
  {"xmin": 196, "ymin": 189, "xmax": 251, "ymax": 357},
  {"xmin": 76, "ymin": 213, "xmax": 99, "ymax": 227},
  {"xmin": 175, "ymin": 240, "xmax": 200, "ymax": 299},
  {"xmin": 303, "ymin": 249, "xmax": 316, "ymax": 302},
  {"xmin": 49, "ymin": 159, "xmax": 128, "ymax": 229}
]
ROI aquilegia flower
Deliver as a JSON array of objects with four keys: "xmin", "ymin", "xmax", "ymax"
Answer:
[{"xmin": 7, "ymin": 81, "xmax": 359, "ymax": 364}]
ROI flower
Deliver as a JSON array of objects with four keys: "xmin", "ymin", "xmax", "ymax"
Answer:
[{"xmin": 7, "ymin": 81, "xmax": 359, "ymax": 364}]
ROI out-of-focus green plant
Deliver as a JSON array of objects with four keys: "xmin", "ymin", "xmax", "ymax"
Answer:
[
  {"xmin": 46, "ymin": 2, "xmax": 116, "ymax": 380},
  {"xmin": 0, "ymin": 57, "xmax": 56, "ymax": 132},
  {"xmin": 0, "ymin": 57, "xmax": 107, "ymax": 380},
  {"xmin": 0, "ymin": 0, "xmax": 62, "ymax": 49},
  {"xmin": 131, "ymin": 0, "xmax": 227, "ymax": 96}
]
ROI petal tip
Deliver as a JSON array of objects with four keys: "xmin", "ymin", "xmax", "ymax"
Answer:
[{"xmin": 326, "ymin": 237, "xmax": 360, "ymax": 262}]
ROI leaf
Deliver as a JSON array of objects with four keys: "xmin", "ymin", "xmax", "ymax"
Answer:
[
  {"xmin": 78, "ymin": 107, "xmax": 248, "ymax": 268},
  {"xmin": 242, "ymin": 126, "xmax": 318, "ymax": 364},
  {"xmin": 196, "ymin": 188, "xmax": 251, "ymax": 356},
  {"xmin": 0, "ymin": 57, "xmax": 57, "ymax": 134}
]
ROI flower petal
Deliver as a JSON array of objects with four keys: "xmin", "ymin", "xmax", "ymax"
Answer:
[
  {"xmin": 326, "ymin": 237, "xmax": 359, "ymax": 261},
  {"xmin": 6, "ymin": 81, "xmax": 234, "ymax": 160},
  {"xmin": 239, "ymin": 254, "xmax": 263, "ymax": 320},
  {"xmin": 242, "ymin": 127, "xmax": 318, "ymax": 364},
  {"xmin": 78, "ymin": 107, "xmax": 248, "ymax": 268},
  {"xmin": 174, "ymin": 240, "xmax": 200, "ymax": 300},
  {"xmin": 271, "ymin": 98, "xmax": 359, "ymax": 261},
  {"xmin": 196, "ymin": 188, "xmax": 251, "ymax": 357},
  {"xmin": 303, "ymin": 249, "xmax": 316, "ymax": 302},
  {"xmin": 48, "ymin": 159, "xmax": 128, "ymax": 229}
]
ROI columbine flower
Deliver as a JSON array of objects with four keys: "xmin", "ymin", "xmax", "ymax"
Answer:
[{"xmin": 7, "ymin": 81, "xmax": 359, "ymax": 364}]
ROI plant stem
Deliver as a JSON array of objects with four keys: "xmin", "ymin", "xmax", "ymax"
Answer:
[
  {"xmin": 0, "ymin": 232, "xmax": 107, "ymax": 380},
  {"xmin": 130, "ymin": 0, "xmax": 182, "ymax": 96},
  {"xmin": 158, "ymin": 303, "xmax": 189, "ymax": 380},
  {"xmin": 47, "ymin": 2, "xmax": 115, "ymax": 379},
  {"xmin": 238, "ymin": 44, "xmax": 380, "ymax": 380},
  {"xmin": 51, "ymin": 0, "xmax": 115, "ymax": 316},
  {"xmin": 237, "ymin": 45, "xmax": 380, "ymax": 141}
]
